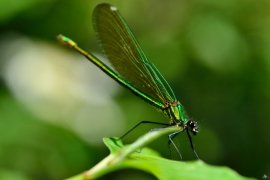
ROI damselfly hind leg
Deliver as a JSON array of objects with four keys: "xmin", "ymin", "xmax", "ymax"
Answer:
[{"xmin": 117, "ymin": 120, "xmax": 169, "ymax": 140}]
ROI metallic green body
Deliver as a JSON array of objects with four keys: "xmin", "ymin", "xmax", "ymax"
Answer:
[{"xmin": 58, "ymin": 3, "xmax": 189, "ymax": 126}]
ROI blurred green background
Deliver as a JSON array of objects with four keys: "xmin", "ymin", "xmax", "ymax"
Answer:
[{"xmin": 0, "ymin": 0, "xmax": 269, "ymax": 179}]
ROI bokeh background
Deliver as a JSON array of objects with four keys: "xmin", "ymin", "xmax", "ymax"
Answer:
[{"xmin": 0, "ymin": 0, "xmax": 269, "ymax": 179}]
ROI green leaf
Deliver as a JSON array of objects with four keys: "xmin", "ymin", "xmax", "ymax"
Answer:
[
  {"xmin": 104, "ymin": 137, "xmax": 124, "ymax": 155},
  {"xmin": 66, "ymin": 127, "xmax": 256, "ymax": 180}
]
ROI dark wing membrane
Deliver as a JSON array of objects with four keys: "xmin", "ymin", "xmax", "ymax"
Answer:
[{"xmin": 93, "ymin": 3, "xmax": 176, "ymax": 104}]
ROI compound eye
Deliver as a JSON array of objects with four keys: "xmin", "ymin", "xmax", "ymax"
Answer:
[{"xmin": 188, "ymin": 120, "xmax": 195, "ymax": 128}]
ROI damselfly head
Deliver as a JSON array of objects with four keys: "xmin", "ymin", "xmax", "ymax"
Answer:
[{"xmin": 187, "ymin": 120, "xmax": 199, "ymax": 135}]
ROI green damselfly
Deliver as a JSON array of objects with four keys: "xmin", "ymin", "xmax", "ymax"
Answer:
[{"xmin": 58, "ymin": 3, "xmax": 199, "ymax": 160}]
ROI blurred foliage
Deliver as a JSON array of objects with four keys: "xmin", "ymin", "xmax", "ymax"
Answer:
[{"xmin": 0, "ymin": 0, "xmax": 270, "ymax": 179}]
